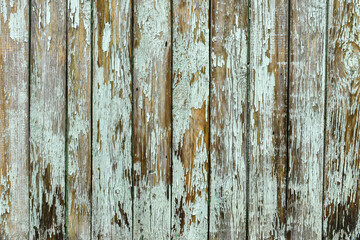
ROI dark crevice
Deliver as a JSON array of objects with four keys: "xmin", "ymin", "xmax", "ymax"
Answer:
[
  {"xmin": 28, "ymin": 0, "xmax": 32, "ymax": 238},
  {"xmin": 131, "ymin": 0, "xmax": 135, "ymax": 239},
  {"xmin": 170, "ymin": 0, "xmax": 174, "ymax": 238},
  {"xmin": 245, "ymin": 0, "xmax": 251, "ymax": 239},
  {"xmin": 65, "ymin": 0, "xmax": 69, "ymax": 238},
  {"xmin": 90, "ymin": 0, "xmax": 94, "ymax": 238},
  {"xmin": 284, "ymin": 0, "xmax": 291, "ymax": 238},
  {"xmin": 207, "ymin": 0, "xmax": 212, "ymax": 239},
  {"xmin": 321, "ymin": 0, "xmax": 330, "ymax": 239}
]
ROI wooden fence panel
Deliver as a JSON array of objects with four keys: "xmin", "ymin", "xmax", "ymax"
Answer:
[
  {"xmin": 171, "ymin": 0, "xmax": 210, "ymax": 239},
  {"xmin": 29, "ymin": 0, "xmax": 67, "ymax": 238},
  {"xmin": 287, "ymin": 0, "xmax": 328, "ymax": 239},
  {"xmin": 92, "ymin": 0, "xmax": 133, "ymax": 238},
  {"xmin": 324, "ymin": 0, "xmax": 360, "ymax": 238},
  {"xmin": 248, "ymin": 0, "xmax": 288, "ymax": 239},
  {"xmin": 209, "ymin": 0, "xmax": 248, "ymax": 239},
  {"xmin": 0, "ymin": 0, "xmax": 29, "ymax": 238},
  {"xmin": 133, "ymin": 0, "xmax": 172, "ymax": 239},
  {"xmin": 67, "ymin": 0, "xmax": 92, "ymax": 238}
]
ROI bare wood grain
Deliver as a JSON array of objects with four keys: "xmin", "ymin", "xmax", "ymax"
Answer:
[
  {"xmin": 286, "ymin": 1, "xmax": 327, "ymax": 239},
  {"xmin": 248, "ymin": 0, "xmax": 288, "ymax": 239},
  {"xmin": 67, "ymin": 0, "xmax": 92, "ymax": 238},
  {"xmin": 171, "ymin": 0, "xmax": 210, "ymax": 239},
  {"xmin": 0, "ymin": 0, "xmax": 29, "ymax": 238},
  {"xmin": 209, "ymin": 0, "xmax": 248, "ymax": 238},
  {"xmin": 92, "ymin": 0, "xmax": 133, "ymax": 238},
  {"xmin": 133, "ymin": 0, "xmax": 172, "ymax": 239},
  {"xmin": 323, "ymin": 0, "xmax": 360, "ymax": 239},
  {"xmin": 29, "ymin": 0, "xmax": 67, "ymax": 238}
]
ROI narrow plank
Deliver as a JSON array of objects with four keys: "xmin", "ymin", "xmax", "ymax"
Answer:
[
  {"xmin": 248, "ymin": 0, "xmax": 288, "ymax": 239},
  {"xmin": 133, "ymin": 0, "xmax": 172, "ymax": 239},
  {"xmin": 29, "ymin": 0, "xmax": 67, "ymax": 238},
  {"xmin": 323, "ymin": 1, "xmax": 360, "ymax": 238},
  {"xmin": 209, "ymin": 0, "xmax": 248, "ymax": 238},
  {"xmin": 0, "ymin": 0, "xmax": 29, "ymax": 238},
  {"xmin": 286, "ymin": 0, "xmax": 327, "ymax": 239},
  {"xmin": 67, "ymin": 0, "xmax": 92, "ymax": 238},
  {"xmin": 171, "ymin": 0, "xmax": 210, "ymax": 238},
  {"xmin": 92, "ymin": 0, "xmax": 133, "ymax": 238}
]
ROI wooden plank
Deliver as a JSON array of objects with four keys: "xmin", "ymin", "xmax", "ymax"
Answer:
[
  {"xmin": 248, "ymin": 0, "xmax": 288, "ymax": 239},
  {"xmin": 92, "ymin": 0, "xmax": 133, "ymax": 238},
  {"xmin": 0, "ymin": 0, "xmax": 29, "ymax": 238},
  {"xmin": 209, "ymin": 0, "xmax": 248, "ymax": 238},
  {"xmin": 67, "ymin": 0, "xmax": 92, "ymax": 238},
  {"xmin": 323, "ymin": 0, "xmax": 360, "ymax": 238},
  {"xmin": 133, "ymin": 0, "xmax": 171, "ymax": 239},
  {"xmin": 286, "ymin": 0, "xmax": 327, "ymax": 239},
  {"xmin": 29, "ymin": 0, "xmax": 67, "ymax": 238},
  {"xmin": 171, "ymin": 0, "xmax": 210, "ymax": 238}
]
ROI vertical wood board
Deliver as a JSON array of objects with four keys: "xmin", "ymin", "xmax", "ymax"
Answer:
[
  {"xmin": 133, "ymin": 0, "xmax": 172, "ymax": 239},
  {"xmin": 172, "ymin": 0, "xmax": 210, "ymax": 239},
  {"xmin": 248, "ymin": 0, "xmax": 288, "ymax": 239},
  {"xmin": 209, "ymin": 0, "xmax": 248, "ymax": 238},
  {"xmin": 0, "ymin": 0, "xmax": 29, "ymax": 238},
  {"xmin": 92, "ymin": 0, "xmax": 133, "ymax": 238}
]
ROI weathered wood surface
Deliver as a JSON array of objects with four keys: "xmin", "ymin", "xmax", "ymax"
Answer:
[
  {"xmin": 248, "ymin": 0, "xmax": 288, "ymax": 239},
  {"xmin": 67, "ymin": 0, "xmax": 92, "ymax": 238},
  {"xmin": 209, "ymin": 0, "xmax": 248, "ymax": 239},
  {"xmin": 0, "ymin": 0, "xmax": 29, "ymax": 238},
  {"xmin": 92, "ymin": 0, "xmax": 133, "ymax": 238},
  {"xmin": 287, "ymin": 0, "xmax": 328, "ymax": 239},
  {"xmin": 3, "ymin": 0, "xmax": 360, "ymax": 239},
  {"xmin": 323, "ymin": 0, "xmax": 360, "ymax": 239},
  {"xmin": 133, "ymin": 0, "xmax": 172, "ymax": 239},
  {"xmin": 171, "ymin": 0, "xmax": 210, "ymax": 239},
  {"xmin": 29, "ymin": 0, "xmax": 67, "ymax": 238}
]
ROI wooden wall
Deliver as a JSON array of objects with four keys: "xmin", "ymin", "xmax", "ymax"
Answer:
[{"xmin": 1, "ymin": 0, "xmax": 360, "ymax": 239}]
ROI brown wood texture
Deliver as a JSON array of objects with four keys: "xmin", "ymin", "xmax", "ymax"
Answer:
[
  {"xmin": 323, "ymin": 0, "xmax": 360, "ymax": 238},
  {"xmin": 133, "ymin": 0, "xmax": 172, "ymax": 239},
  {"xmin": 248, "ymin": 0, "xmax": 289, "ymax": 239},
  {"xmin": 67, "ymin": 0, "xmax": 92, "ymax": 238},
  {"xmin": 171, "ymin": 0, "xmax": 210, "ymax": 239},
  {"xmin": 209, "ymin": 0, "xmax": 248, "ymax": 239},
  {"xmin": 29, "ymin": 0, "xmax": 67, "ymax": 238},
  {"xmin": 92, "ymin": 0, "xmax": 133, "ymax": 238},
  {"xmin": 3, "ymin": 0, "xmax": 360, "ymax": 239},
  {"xmin": 287, "ymin": 0, "xmax": 328, "ymax": 239},
  {"xmin": 0, "ymin": 0, "xmax": 29, "ymax": 238}
]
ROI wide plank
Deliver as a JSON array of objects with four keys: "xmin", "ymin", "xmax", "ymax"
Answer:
[
  {"xmin": 248, "ymin": 0, "xmax": 288, "ymax": 239},
  {"xmin": 171, "ymin": 0, "xmax": 210, "ymax": 239},
  {"xmin": 0, "ymin": 0, "xmax": 29, "ymax": 238},
  {"xmin": 209, "ymin": 0, "xmax": 248, "ymax": 239},
  {"xmin": 133, "ymin": 0, "xmax": 172, "ymax": 239},
  {"xmin": 92, "ymin": 0, "xmax": 133, "ymax": 238},
  {"xmin": 286, "ymin": 1, "xmax": 327, "ymax": 239},
  {"xmin": 67, "ymin": 0, "xmax": 92, "ymax": 238},
  {"xmin": 323, "ymin": 0, "xmax": 360, "ymax": 238},
  {"xmin": 29, "ymin": 0, "xmax": 67, "ymax": 238}
]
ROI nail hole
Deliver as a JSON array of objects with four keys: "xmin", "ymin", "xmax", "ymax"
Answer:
[{"xmin": 165, "ymin": 41, "xmax": 168, "ymax": 47}]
